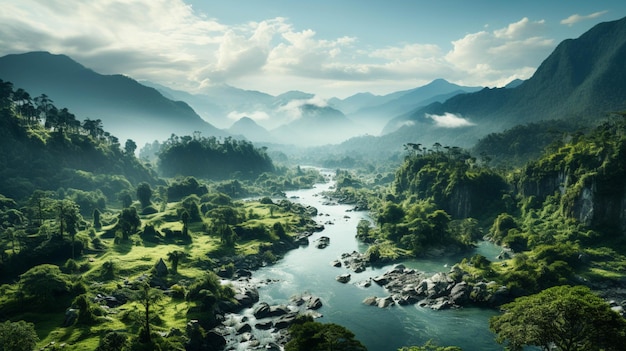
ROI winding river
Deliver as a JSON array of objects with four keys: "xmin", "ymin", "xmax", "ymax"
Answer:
[{"xmin": 243, "ymin": 170, "xmax": 504, "ymax": 350}]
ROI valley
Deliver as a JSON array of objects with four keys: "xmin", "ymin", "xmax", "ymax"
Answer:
[{"xmin": 1, "ymin": 11, "xmax": 626, "ymax": 351}]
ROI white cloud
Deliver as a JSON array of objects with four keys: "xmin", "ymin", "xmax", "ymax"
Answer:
[
  {"xmin": 561, "ymin": 11, "xmax": 608, "ymax": 26},
  {"xmin": 0, "ymin": 1, "xmax": 563, "ymax": 97},
  {"xmin": 426, "ymin": 113, "xmax": 475, "ymax": 128},
  {"xmin": 444, "ymin": 17, "xmax": 554, "ymax": 86}
]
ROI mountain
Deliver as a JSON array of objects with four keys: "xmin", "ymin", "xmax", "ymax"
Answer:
[
  {"xmin": 331, "ymin": 79, "xmax": 483, "ymax": 134},
  {"xmin": 228, "ymin": 117, "xmax": 273, "ymax": 142},
  {"xmin": 271, "ymin": 104, "xmax": 359, "ymax": 146},
  {"xmin": 381, "ymin": 16, "xmax": 626, "ymax": 144},
  {"xmin": 0, "ymin": 52, "xmax": 226, "ymax": 146}
]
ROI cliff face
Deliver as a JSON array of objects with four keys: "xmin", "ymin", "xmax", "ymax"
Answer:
[
  {"xmin": 520, "ymin": 132, "xmax": 626, "ymax": 234},
  {"xmin": 569, "ymin": 178, "xmax": 626, "ymax": 233}
]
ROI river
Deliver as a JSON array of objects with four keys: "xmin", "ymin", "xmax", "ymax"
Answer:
[{"xmin": 243, "ymin": 170, "xmax": 504, "ymax": 350}]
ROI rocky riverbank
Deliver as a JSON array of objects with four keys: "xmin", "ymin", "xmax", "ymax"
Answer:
[{"xmin": 361, "ymin": 264, "xmax": 509, "ymax": 310}]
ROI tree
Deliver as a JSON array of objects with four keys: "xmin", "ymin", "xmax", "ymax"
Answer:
[
  {"xmin": 19, "ymin": 264, "xmax": 71, "ymax": 302},
  {"xmin": 93, "ymin": 208, "xmax": 102, "ymax": 229},
  {"xmin": 166, "ymin": 250, "xmax": 186, "ymax": 274},
  {"xmin": 118, "ymin": 207, "xmax": 141, "ymax": 240},
  {"xmin": 285, "ymin": 316, "xmax": 367, "ymax": 351},
  {"xmin": 0, "ymin": 320, "xmax": 39, "ymax": 351},
  {"xmin": 136, "ymin": 283, "xmax": 164, "ymax": 344},
  {"xmin": 58, "ymin": 199, "xmax": 82, "ymax": 258},
  {"xmin": 124, "ymin": 139, "xmax": 137, "ymax": 155},
  {"xmin": 490, "ymin": 285, "xmax": 626, "ymax": 351},
  {"xmin": 96, "ymin": 332, "xmax": 129, "ymax": 351},
  {"xmin": 136, "ymin": 182, "xmax": 152, "ymax": 209}
]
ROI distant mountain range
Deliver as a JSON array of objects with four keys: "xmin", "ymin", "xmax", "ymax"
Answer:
[
  {"xmin": 0, "ymin": 51, "xmax": 479, "ymax": 148},
  {"xmin": 378, "ymin": 16, "xmax": 626, "ymax": 149},
  {"xmin": 3, "ymin": 16, "xmax": 621, "ymax": 153},
  {"xmin": 0, "ymin": 51, "xmax": 226, "ymax": 147},
  {"xmin": 330, "ymin": 79, "xmax": 483, "ymax": 132}
]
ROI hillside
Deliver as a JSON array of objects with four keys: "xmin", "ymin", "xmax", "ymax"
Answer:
[
  {"xmin": 271, "ymin": 104, "xmax": 360, "ymax": 146},
  {"xmin": 380, "ymin": 16, "xmax": 626, "ymax": 148},
  {"xmin": 0, "ymin": 52, "xmax": 227, "ymax": 146}
]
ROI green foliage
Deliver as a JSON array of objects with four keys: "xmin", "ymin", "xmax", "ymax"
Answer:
[
  {"xmin": 19, "ymin": 264, "xmax": 71, "ymax": 302},
  {"xmin": 185, "ymin": 272, "xmax": 234, "ymax": 312},
  {"xmin": 0, "ymin": 83, "xmax": 158, "ymax": 202},
  {"xmin": 0, "ymin": 320, "xmax": 39, "ymax": 351},
  {"xmin": 118, "ymin": 207, "xmax": 141, "ymax": 239},
  {"xmin": 96, "ymin": 332, "xmax": 129, "ymax": 351},
  {"xmin": 490, "ymin": 285, "xmax": 626, "ymax": 351},
  {"xmin": 472, "ymin": 120, "xmax": 585, "ymax": 168},
  {"xmin": 166, "ymin": 177, "xmax": 208, "ymax": 202},
  {"xmin": 158, "ymin": 134, "xmax": 274, "ymax": 179},
  {"xmin": 285, "ymin": 315, "xmax": 367, "ymax": 351},
  {"xmin": 136, "ymin": 182, "xmax": 153, "ymax": 208},
  {"xmin": 399, "ymin": 340, "xmax": 462, "ymax": 351}
]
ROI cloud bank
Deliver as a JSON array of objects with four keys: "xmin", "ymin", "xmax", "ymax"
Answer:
[
  {"xmin": 426, "ymin": 113, "xmax": 475, "ymax": 128},
  {"xmin": 0, "ymin": 0, "xmax": 604, "ymax": 97},
  {"xmin": 561, "ymin": 11, "xmax": 608, "ymax": 26}
]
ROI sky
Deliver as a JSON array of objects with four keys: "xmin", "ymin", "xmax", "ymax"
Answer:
[{"xmin": 1, "ymin": 0, "xmax": 625, "ymax": 99}]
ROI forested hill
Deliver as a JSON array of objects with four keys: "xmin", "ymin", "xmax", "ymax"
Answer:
[
  {"xmin": 381, "ymin": 16, "xmax": 626, "ymax": 147},
  {"xmin": 0, "ymin": 51, "xmax": 226, "ymax": 146},
  {"xmin": 156, "ymin": 134, "xmax": 275, "ymax": 179},
  {"xmin": 0, "ymin": 80, "xmax": 159, "ymax": 201}
]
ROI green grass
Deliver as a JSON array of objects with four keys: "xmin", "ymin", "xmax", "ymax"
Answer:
[{"xmin": 0, "ymin": 198, "xmax": 314, "ymax": 350}]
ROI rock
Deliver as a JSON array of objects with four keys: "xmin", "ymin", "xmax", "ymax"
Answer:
[
  {"xmin": 430, "ymin": 297, "xmax": 451, "ymax": 310},
  {"xmin": 154, "ymin": 258, "xmax": 168, "ymax": 277},
  {"xmin": 336, "ymin": 273, "xmax": 351, "ymax": 283},
  {"xmin": 236, "ymin": 323, "xmax": 252, "ymax": 334},
  {"xmin": 307, "ymin": 297, "xmax": 323, "ymax": 310},
  {"xmin": 273, "ymin": 312, "xmax": 298, "ymax": 329},
  {"xmin": 255, "ymin": 320, "xmax": 273, "ymax": 330},
  {"xmin": 363, "ymin": 296, "xmax": 378, "ymax": 306},
  {"xmin": 372, "ymin": 275, "xmax": 389, "ymax": 286},
  {"xmin": 316, "ymin": 236, "xmax": 330, "ymax": 249},
  {"xmin": 253, "ymin": 302, "xmax": 272, "ymax": 319},
  {"xmin": 449, "ymin": 281, "xmax": 470, "ymax": 305},
  {"xmin": 331, "ymin": 260, "xmax": 342, "ymax": 267},
  {"xmin": 63, "ymin": 308, "xmax": 78, "ymax": 326},
  {"xmin": 377, "ymin": 296, "xmax": 395, "ymax": 308},
  {"xmin": 356, "ymin": 279, "xmax": 372, "ymax": 288}
]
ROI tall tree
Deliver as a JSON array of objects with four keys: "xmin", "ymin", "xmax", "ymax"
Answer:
[
  {"xmin": 136, "ymin": 283, "xmax": 163, "ymax": 344},
  {"xmin": 136, "ymin": 182, "xmax": 152, "ymax": 209}
]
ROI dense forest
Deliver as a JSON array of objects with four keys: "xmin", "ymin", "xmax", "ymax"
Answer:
[{"xmin": 1, "ymin": 78, "xmax": 626, "ymax": 351}]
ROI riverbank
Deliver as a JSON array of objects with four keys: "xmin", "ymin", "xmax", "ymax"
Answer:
[{"xmin": 206, "ymin": 172, "xmax": 506, "ymax": 351}]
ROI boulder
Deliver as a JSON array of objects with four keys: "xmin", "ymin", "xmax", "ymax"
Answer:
[
  {"xmin": 253, "ymin": 302, "xmax": 272, "ymax": 319},
  {"xmin": 377, "ymin": 296, "xmax": 395, "ymax": 308},
  {"xmin": 236, "ymin": 323, "xmax": 252, "ymax": 335},
  {"xmin": 449, "ymin": 281, "xmax": 470, "ymax": 305},
  {"xmin": 307, "ymin": 297, "xmax": 323, "ymax": 310},
  {"xmin": 316, "ymin": 236, "xmax": 330, "ymax": 249},
  {"xmin": 363, "ymin": 296, "xmax": 378, "ymax": 306},
  {"xmin": 255, "ymin": 320, "xmax": 273, "ymax": 330},
  {"xmin": 336, "ymin": 273, "xmax": 351, "ymax": 283},
  {"xmin": 273, "ymin": 312, "xmax": 298, "ymax": 329}
]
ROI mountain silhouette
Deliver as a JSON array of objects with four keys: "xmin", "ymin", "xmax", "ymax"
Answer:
[
  {"xmin": 383, "ymin": 16, "xmax": 626, "ymax": 141},
  {"xmin": 0, "ymin": 51, "xmax": 226, "ymax": 146}
]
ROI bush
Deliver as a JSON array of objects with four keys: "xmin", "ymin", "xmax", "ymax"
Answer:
[{"xmin": 0, "ymin": 320, "xmax": 39, "ymax": 351}]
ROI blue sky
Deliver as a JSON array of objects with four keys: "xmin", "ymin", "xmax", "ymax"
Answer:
[{"xmin": 1, "ymin": 0, "xmax": 625, "ymax": 98}]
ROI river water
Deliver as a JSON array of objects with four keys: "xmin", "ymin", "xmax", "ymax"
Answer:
[{"xmin": 247, "ymin": 171, "xmax": 504, "ymax": 351}]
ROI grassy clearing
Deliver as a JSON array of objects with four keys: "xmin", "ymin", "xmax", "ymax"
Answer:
[{"xmin": 0, "ymin": 198, "xmax": 314, "ymax": 350}]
